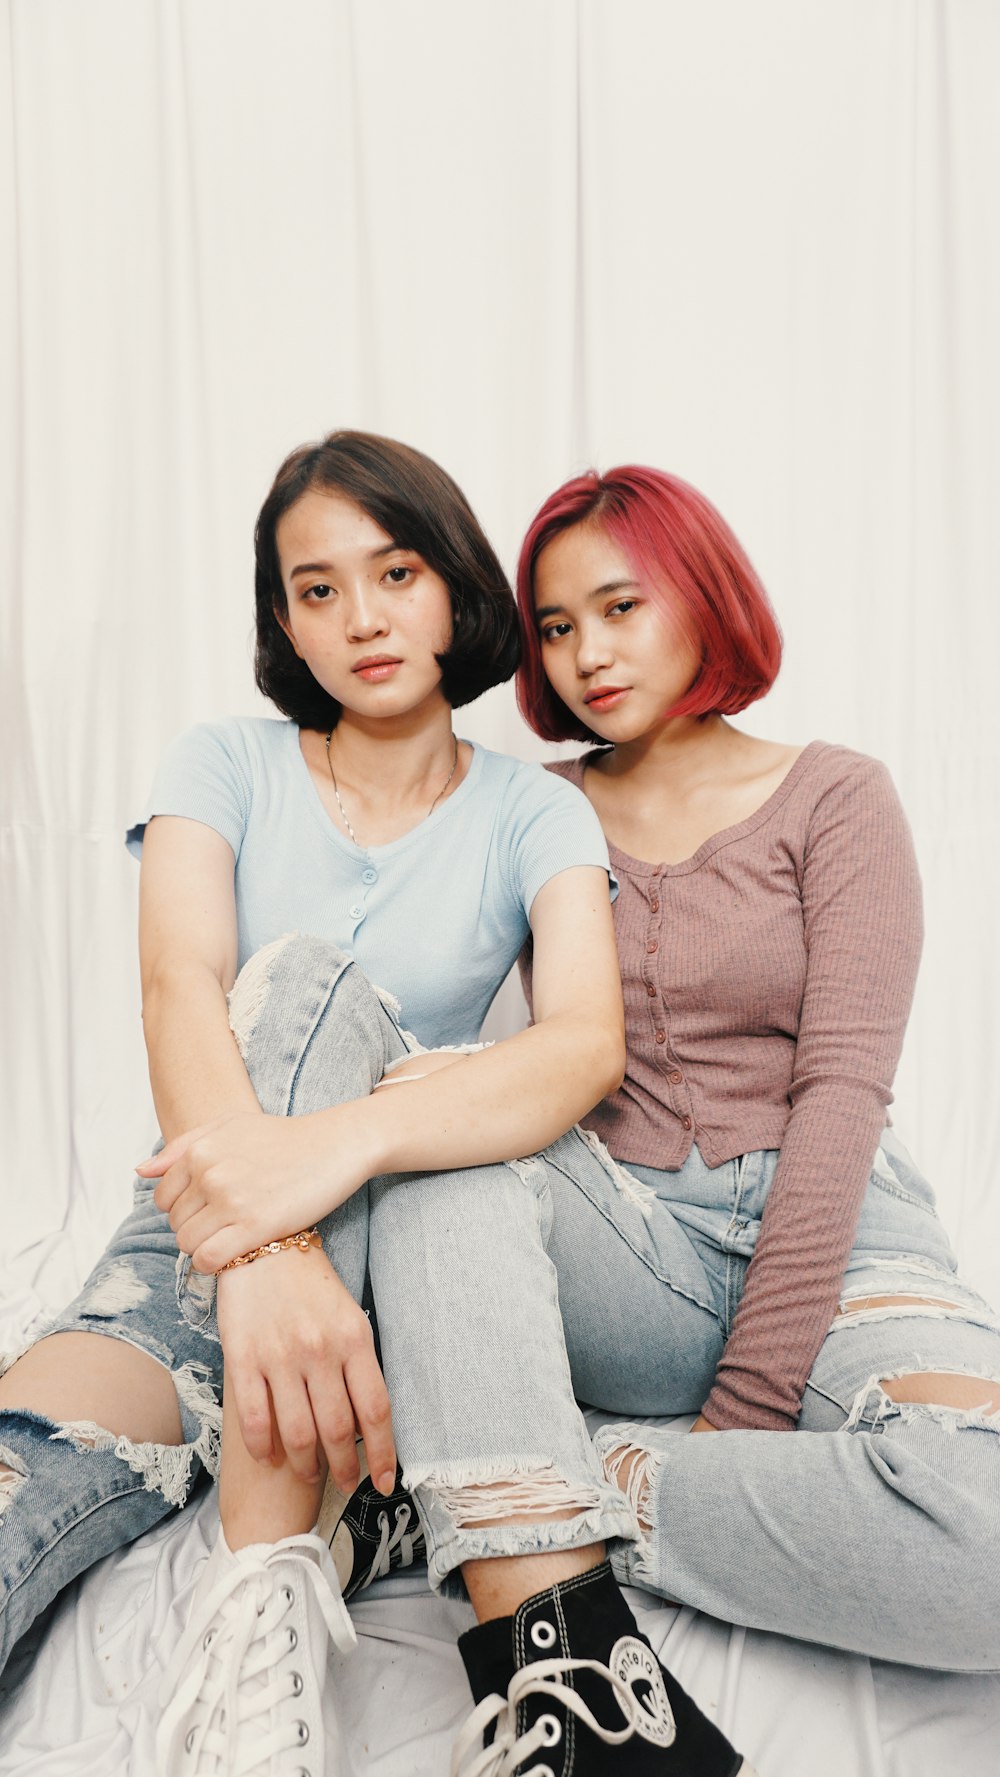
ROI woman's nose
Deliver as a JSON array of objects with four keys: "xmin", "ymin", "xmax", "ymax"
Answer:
[
  {"xmin": 345, "ymin": 593, "xmax": 389, "ymax": 640},
  {"xmin": 575, "ymin": 627, "xmax": 613, "ymax": 676}
]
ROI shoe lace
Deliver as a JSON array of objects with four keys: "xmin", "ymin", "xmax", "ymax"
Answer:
[
  {"xmin": 157, "ymin": 1537, "xmax": 356, "ymax": 1776},
  {"xmin": 356, "ymin": 1501, "xmax": 423, "ymax": 1592},
  {"xmin": 450, "ymin": 1656, "xmax": 645, "ymax": 1777}
]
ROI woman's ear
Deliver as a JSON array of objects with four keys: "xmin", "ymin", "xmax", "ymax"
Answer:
[{"xmin": 274, "ymin": 603, "xmax": 303, "ymax": 659}]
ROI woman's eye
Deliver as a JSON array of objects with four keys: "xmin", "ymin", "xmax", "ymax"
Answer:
[
  {"xmin": 384, "ymin": 565, "xmax": 413, "ymax": 586},
  {"xmin": 304, "ymin": 582, "xmax": 334, "ymax": 601},
  {"xmin": 608, "ymin": 599, "xmax": 638, "ymax": 618},
  {"xmin": 540, "ymin": 622, "xmax": 572, "ymax": 642}
]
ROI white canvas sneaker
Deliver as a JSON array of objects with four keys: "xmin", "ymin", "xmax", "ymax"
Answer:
[{"xmin": 156, "ymin": 1528, "xmax": 356, "ymax": 1776}]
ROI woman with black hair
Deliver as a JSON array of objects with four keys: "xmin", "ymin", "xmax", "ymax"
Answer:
[{"xmin": 0, "ymin": 433, "xmax": 756, "ymax": 1777}]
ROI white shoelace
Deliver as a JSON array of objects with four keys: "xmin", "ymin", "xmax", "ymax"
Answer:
[
  {"xmin": 450, "ymin": 1656, "xmax": 646, "ymax": 1777},
  {"xmin": 158, "ymin": 1537, "xmax": 356, "ymax": 1776},
  {"xmin": 357, "ymin": 1502, "xmax": 421, "ymax": 1592}
]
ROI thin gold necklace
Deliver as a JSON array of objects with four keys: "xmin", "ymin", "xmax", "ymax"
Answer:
[{"xmin": 324, "ymin": 730, "xmax": 459, "ymax": 848}]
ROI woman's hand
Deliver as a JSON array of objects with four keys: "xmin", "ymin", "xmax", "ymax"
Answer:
[
  {"xmin": 138, "ymin": 1106, "xmax": 373, "ymax": 1274},
  {"xmin": 689, "ymin": 1415, "xmax": 717, "ymax": 1434},
  {"xmin": 216, "ymin": 1244, "xmax": 396, "ymax": 1496}
]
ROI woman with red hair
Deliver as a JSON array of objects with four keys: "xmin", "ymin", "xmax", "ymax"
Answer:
[{"xmin": 515, "ymin": 462, "xmax": 1000, "ymax": 1669}]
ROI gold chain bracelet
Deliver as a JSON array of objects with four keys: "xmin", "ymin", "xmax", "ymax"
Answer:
[{"xmin": 217, "ymin": 1228, "xmax": 322, "ymax": 1273}]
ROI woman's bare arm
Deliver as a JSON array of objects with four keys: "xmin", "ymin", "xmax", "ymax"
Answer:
[
  {"xmin": 143, "ymin": 865, "xmax": 626, "ymax": 1274},
  {"xmin": 360, "ymin": 862, "xmax": 626, "ymax": 1166},
  {"xmin": 138, "ymin": 816, "xmax": 258, "ymax": 1136},
  {"xmin": 138, "ymin": 813, "xmax": 395, "ymax": 1492}
]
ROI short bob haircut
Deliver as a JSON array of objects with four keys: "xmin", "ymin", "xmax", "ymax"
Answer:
[
  {"xmin": 255, "ymin": 429, "xmax": 519, "ymax": 729},
  {"xmin": 515, "ymin": 465, "xmax": 782, "ymax": 744}
]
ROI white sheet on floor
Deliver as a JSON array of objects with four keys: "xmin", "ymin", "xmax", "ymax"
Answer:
[{"xmin": 2, "ymin": 1421, "xmax": 998, "ymax": 1777}]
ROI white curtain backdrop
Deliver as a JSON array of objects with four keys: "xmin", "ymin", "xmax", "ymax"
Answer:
[{"xmin": 3, "ymin": 0, "xmax": 998, "ymax": 1332}]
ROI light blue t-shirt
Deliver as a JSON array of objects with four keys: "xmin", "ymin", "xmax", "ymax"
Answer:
[{"xmin": 126, "ymin": 717, "xmax": 614, "ymax": 1049}]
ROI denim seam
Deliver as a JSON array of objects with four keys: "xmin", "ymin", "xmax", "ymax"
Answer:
[
  {"xmin": 541, "ymin": 1153, "xmax": 722, "ymax": 1325},
  {"xmin": 724, "ymin": 1252, "xmax": 741, "ymax": 1340},
  {"xmin": 731, "ymin": 1151, "xmax": 750, "ymax": 1218},
  {"xmin": 284, "ymin": 963, "xmax": 360, "ymax": 1116},
  {"xmin": 802, "ymin": 1375, "xmax": 853, "ymax": 1417},
  {"xmin": 867, "ymin": 1174, "xmax": 938, "ymax": 1214},
  {"xmin": 842, "ymin": 1252, "xmax": 962, "ymax": 1284},
  {"xmin": 574, "ymin": 1129, "xmax": 657, "ymax": 1216},
  {"xmin": 720, "ymin": 1157, "xmax": 752, "ymax": 1330}
]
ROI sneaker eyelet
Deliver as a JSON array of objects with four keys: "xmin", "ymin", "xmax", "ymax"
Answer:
[
  {"xmin": 291, "ymin": 1671, "xmax": 303, "ymax": 1696},
  {"xmin": 283, "ymin": 1585, "xmax": 295, "ymax": 1605},
  {"xmin": 530, "ymin": 1619, "xmax": 557, "ymax": 1650},
  {"xmin": 287, "ymin": 1627, "xmax": 298, "ymax": 1651},
  {"xmin": 184, "ymin": 1727, "xmax": 197, "ymax": 1752},
  {"xmin": 538, "ymin": 1714, "xmax": 562, "ymax": 1746},
  {"xmin": 295, "ymin": 1720, "xmax": 309, "ymax": 1745},
  {"xmin": 202, "ymin": 1628, "xmax": 216, "ymax": 1651}
]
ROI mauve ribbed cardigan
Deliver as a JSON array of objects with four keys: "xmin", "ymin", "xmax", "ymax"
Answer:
[{"xmin": 535, "ymin": 742, "xmax": 924, "ymax": 1431}]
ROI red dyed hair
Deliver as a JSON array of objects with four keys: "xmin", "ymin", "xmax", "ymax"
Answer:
[{"xmin": 515, "ymin": 465, "xmax": 782, "ymax": 743}]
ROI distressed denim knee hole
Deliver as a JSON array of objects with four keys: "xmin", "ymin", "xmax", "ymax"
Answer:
[
  {"xmin": 594, "ymin": 1424, "xmax": 666, "ymax": 1585},
  {"xmin": 411, "ymin": 1460, "xmax": 604, "ymax": 1529},
  {"xmin": 77, "ymin": 1260, "xmax": 152, "ymax": 1318},
  {"xmin": 227, "ymin": 932, "xmax": 300, "ymax": 1057},
  {"xmin": 879, "ymin": 1371, "xmax": 1000, "ymax": 1415},
  {"xmin": 600, "ymin": 1442, "xmax": 654, "ymax": 1532},
  {"xmin": 836, "ymin": 1292, "xmax": 963, "ymax": 1318},
  {"xmin": 39, "ymin": 1355, "xmax": 222, "ymax": 1506},
  {"xmin": 844, "ymin": 1369, "xmax": 1000, "ymax": 1435},
  {"xmin": 0, "ymin": 1344, "xmax": 222, "ymax": 1510},
  {"xmin": 0, "ymin": 1450, "xmax": 28, "ymax": 1512}
]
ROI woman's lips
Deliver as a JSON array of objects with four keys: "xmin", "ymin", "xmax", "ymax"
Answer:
[
  {"xmin": 583, "ymin": 687, "xmax": 630, "ymax": 712},
  {"xmin": 353, "ymin": 659, "xmax": 402, "ymax": 682}
]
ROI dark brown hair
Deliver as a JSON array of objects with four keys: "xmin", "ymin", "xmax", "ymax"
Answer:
[{"xmin": 254, "ymin": 430, "xmax": 518, "ymax": 728}]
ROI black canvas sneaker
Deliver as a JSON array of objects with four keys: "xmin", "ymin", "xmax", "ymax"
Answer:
[
  {"xmin": 452, "ymin": 1561, "xmax": 757, "ymax": 1776},
  {"xmin": 315, "ymin": 1439, "xmax": 425, "ymax": 1600}
]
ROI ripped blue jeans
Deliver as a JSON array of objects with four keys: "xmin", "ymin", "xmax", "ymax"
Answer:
[
  {"xmin": 0, "ymin": 933, "xmax": 635, "ymax": 1673},
  {"xmin": 2, "ymin": 935, "xmax": 999, "ymax": 1675},
  {"xmin": 586, "ymin": 1140, "xmax": 1000, "ymax": 1672}
]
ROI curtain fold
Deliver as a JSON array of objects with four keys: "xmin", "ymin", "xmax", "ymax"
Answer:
[{"xmin": 2, "ymin": 0, "xmax": 998, "ymax": 1317}]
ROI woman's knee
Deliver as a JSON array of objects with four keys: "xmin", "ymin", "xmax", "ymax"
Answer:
[
  {"xmin": 0, "ymin": 1331, "xmax": 222, "ymax": 1505},
  {"xmin": 0, "ymin": 1331, "xmax": 185, "ymax": 1447},
  {"xmin": 228, "ymin": 932, "xmax": 409, "ymax": 1108},
  {"xmin": 227, "ymin": 933, "xmax": 352, "ymax": 1057}
]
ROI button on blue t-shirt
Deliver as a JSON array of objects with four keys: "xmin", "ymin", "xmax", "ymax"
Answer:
[{"xmin": 126, "ymin": 718, "xmax": 614, "ymax": 1050}]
